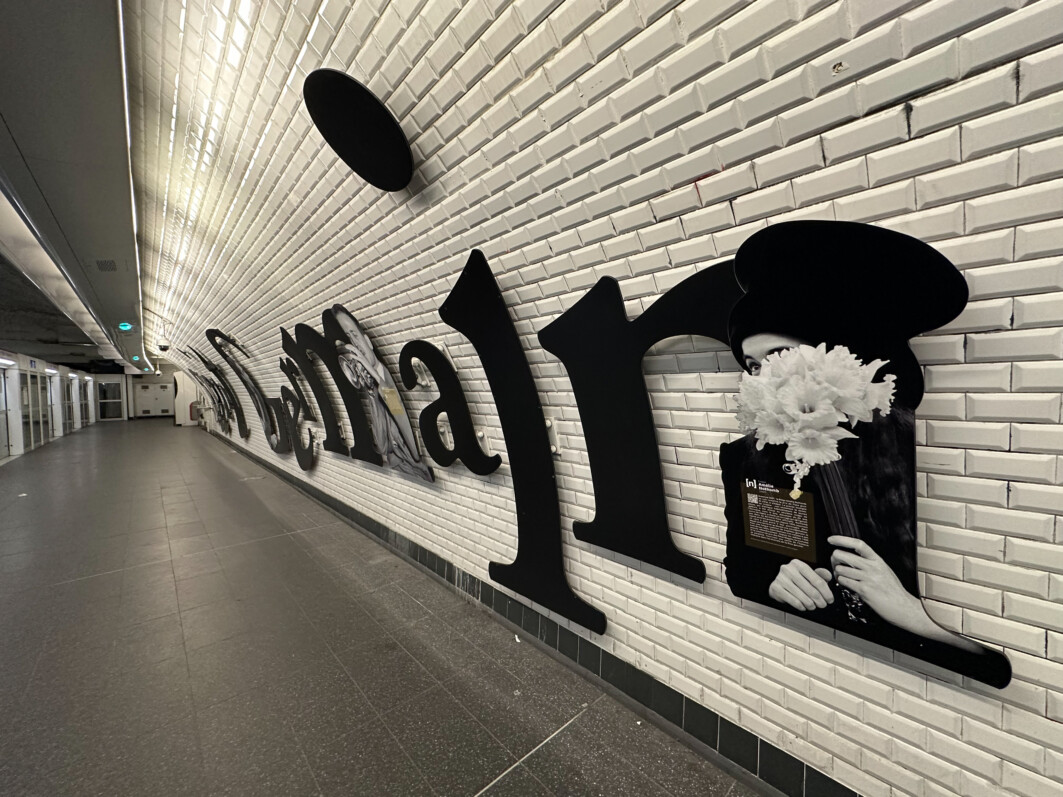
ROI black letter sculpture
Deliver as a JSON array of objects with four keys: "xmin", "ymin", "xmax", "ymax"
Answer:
[
  {"xmin": 440, "ymin": 250, "xmax": 606, "ymax": 634},
  {"xmin": 539, "ymin": 262, "xmax": 744, "ymax": 582}
]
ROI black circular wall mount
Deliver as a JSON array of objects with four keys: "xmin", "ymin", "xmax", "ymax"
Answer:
[{"xmin": 303, "ymin": 69, "xmax": 413, "ymax": 192}]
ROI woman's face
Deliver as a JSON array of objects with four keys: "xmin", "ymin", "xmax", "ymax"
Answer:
[
  {"xmin": 334, "ymin": 309, "xmax": 374, "ymax": 358},
  {"xmin": 741, "ymin": 332, "xmax": 804, "ymax": 375},
  {"xmin": 334, "ymin": 309, "xmax": 359, "ymax": 339}
]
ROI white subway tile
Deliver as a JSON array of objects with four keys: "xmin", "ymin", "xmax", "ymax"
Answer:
[
  {"xmin": 713, "ymin": 118, "xmax": 784, "ymax": 168},
  {"xmin": 967, "ymin": 329, "xmax": 1063, "ymax": 363},
  {"xmin": 1016, "ymin": 220, "xmax": 1063, "ymax": 260},
  {"xmin": 965, "ymin": 179, "xmax": 1063, "ymax": 234},
  {"xmin": 875, "ymin": 202, "xmax": 965, "ymax": 242},
  {"xmin": 958, "ymin": 0, "xmax": 1063, "ymax": 77},
  {"xmin": 932, "ymin": 229, "xmax": 1015, "ymax": 269},
  {"xmin": 966, "ymin": 557, "xmax": 1050, "ymax": 598},
  {"xmin": 962, "ymin": 93, "xmax": 1063, "ymax": 159},
  {"xmin": 867, "ymin": 128, "xmax": 961, "ymax": 187},
  {"xmin": 899, "ymin": 0, "xmax": 1020, "ymax": 57},
  {"xmin": 693, "ymin": 161, "xmax": 757, "ymax": 205},
  {"xmin": 731, "ymin": 181, "xmax": 796, "ymax": 223},
  {"xmin": 820, "ymin": 107, "xmax": 908, "ymax": 165},
  {"xmin": 928, "ymin": 474, "xmax": 1008, "ymax": 507},
  {"xmin": 916, "ymin": 151, "xmax": 1019, "ymax": 209},
  {"xmin": 776, "ymin": 84, "xmax": 862, "ymax": 144},
  {"xmin": 967, "ymin": 448, "xmax": 1059, "ymax": 482},
  {"xmin": 916, "ymin": 393, "xmax": 966, "ymax": 420},
  {"xmin": 1018, "ymin": 41, "xmax": 1063, "ymax": 102},
  {"xmin": 806, "ymin": 22, "xmax": 904, "ymax": 97},
  {"xmin": 936, "ymin": 298, "xmax": 1013, "ymax": 334},
  {"xmin": 791, "ymin": 156, "xmax": 868, "ymax": 205},
  {"xmin": 752, "ymin": 137, "xmax": 823, "ymax": 186},
  {"xmin": 927, "ymin": 523, "xmax": 1006, "ymax": 561},
  {"xmin": 924, "ymin": 363, "xmax": 1012, "ymax": 393},
  {"xmin": 969, "ymin": 393, "xmax": 1062, "ymax": 425},
  {"xmin": 967, "ymin": 257, "xmax": 1063, "ymax": 300},
  {"xmin": 1010, "ymin": 483, "xmax": 1063, "ymax": 515},
  {"xmin": 762, "ymin": 3, "xmax": 851, "ymax": 76},
  {"xmin": 1005, "ymin": 594, "xmax": 1063, "ymax": 633},
  {"xmin": 1011, "ymin": 423, "xmax": 1063, "ymax": 454},
  {"xmin": 1016, "ymin": 292, "xmax": 1063, "ymax": 330},
  {"xmin": 968, "ymin": 504, "xmax": 1056, "ymax": 541},
  {"xmin": 909, "ymin": 64, "xmax": 1018, "ymax": 137},
  {"xmin": 910, "ymin": 334, "xmax": 965, "ymax": 364},
  {"xmin": 1019, "ymin": 137, "xmax": 1063, "ymax": 186},
  {"xmin": 926, "ymin": 420, "xmax": 1011, "ymax": 450},
  {"xmin": 859, "ymin": 40, "xmax": 958, "ymax": 113},
  {"xmin": 833, "ymin": 179, "xmax": 916, "ymax": 222},
  {"xmin": 1013, "ymin": 361, "xmax": 1063, "ymax": 393}
]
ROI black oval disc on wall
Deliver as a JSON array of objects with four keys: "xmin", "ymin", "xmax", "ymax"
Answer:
[{"xmin": 303, "ymin": 69, "xmax": 413, "ymax": 192}]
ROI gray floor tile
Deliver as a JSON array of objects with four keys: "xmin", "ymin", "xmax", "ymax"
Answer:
[
  {"xmin": 305, "ymin": 719, "xmax": 431, "ymax": 796},
  {"xmin": 0, "ymin": 422, "xmax": 761, "ymax": 797},
  {"xmin": 333, "ymin": 635, "xmax": 437, "ymax": 712},
  {"xmin": 385, "ymin": 685, "xmax": 517, "ymax": 797},
  {"xmin": 521, "ymin": 704, "xmax": 673, "ymax": 797},
  {"xmin": 481, "ymin": 764, "xmax": 555, "ymax": 796}
]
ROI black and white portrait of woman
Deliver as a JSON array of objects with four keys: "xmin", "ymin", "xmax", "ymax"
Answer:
[
  {"xmin": 720, "ymin": 221, "xmax": 1010, "ymax": 687},
  {"xmin": 330, "ymin": 305, "xmax": 434, "ymax": 483}
]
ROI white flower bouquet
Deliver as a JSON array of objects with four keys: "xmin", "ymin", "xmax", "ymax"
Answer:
[{"xmin": 736, "ymin": 343, "xmax": 895, "ymax": 496}]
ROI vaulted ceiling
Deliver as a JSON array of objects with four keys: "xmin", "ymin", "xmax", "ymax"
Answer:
[
  {"xmin": 123, "ymin": 0, "xmax": 362, "ymax": 358},
  {"xmin": 0, "ymin": 0, "xmax": 145, "ymax": 369}
]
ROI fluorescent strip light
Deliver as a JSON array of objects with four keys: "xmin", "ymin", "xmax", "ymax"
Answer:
[
  {"xmin": 45, "ymin": 368, "xmax": 58, "ymax": 374},
  {"xmin": 0, "ymin": 358, "xmax": 15, "ymax": 366}
]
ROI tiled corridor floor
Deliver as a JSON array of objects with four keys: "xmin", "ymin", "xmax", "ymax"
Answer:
[{"xmin": 0, "ymin": 421, "xmax": 761, "ymax": 796}]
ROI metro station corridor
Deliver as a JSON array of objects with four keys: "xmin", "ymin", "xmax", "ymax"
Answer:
[{"xmin": 0, "ymin": 421, "xmax": 758, "ymax": 796}]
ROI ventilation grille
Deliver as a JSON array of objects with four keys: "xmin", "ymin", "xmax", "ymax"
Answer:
[{"xmin": 95, "ymin": 259, "xmax": 117, "ymax": 272}]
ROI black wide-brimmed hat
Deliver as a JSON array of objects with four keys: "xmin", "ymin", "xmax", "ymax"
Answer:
[{"xmin": 728, "ymin": 221, "xmax": 968, "ymax": 409}]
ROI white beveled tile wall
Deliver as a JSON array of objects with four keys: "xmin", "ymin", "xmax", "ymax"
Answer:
[{"xmin": 124, "ymin": 1, "xmax": 1063, "ymax": 794}]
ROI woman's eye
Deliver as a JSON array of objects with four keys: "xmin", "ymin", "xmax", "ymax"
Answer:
[{"xmin": 748, "ymin": 362, "xmax": 761, "ymax": 375}]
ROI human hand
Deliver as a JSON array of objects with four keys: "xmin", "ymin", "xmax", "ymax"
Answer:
[
  {"xmin": 829, "ymin": 536, "xmax": 917, "ymax": 626},
  {"xmin": 768, "ymin": 559, "xmax": 834, "ymax": 611}
]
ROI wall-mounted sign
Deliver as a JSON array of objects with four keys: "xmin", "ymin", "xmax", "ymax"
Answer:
[{"xmin": 181, "ymin": 74, "xmax": 1012, "ymax": 688}]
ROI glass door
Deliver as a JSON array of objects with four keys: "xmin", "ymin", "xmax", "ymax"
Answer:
[
  {"xmin": 20, "ymin": 373, "xmax": 31, "ymax": 449},
  {"xmin": 27, "ymin": 373, "xmax": 41, "ymax": 449},
  {"xmin": 0, "ymin": 370, "xmax": 9, "ymax": 457},
  {"xmin": 79, "ymin": 381, "xmax": 90, "ymax": 425},
  {"xmin": 62, "ymin": 379, "xmax": 73, "ymax": 433},
  {"xmin": 39, "ymin": 376, "xmax": 50, "ymax": 441},
  {"xmin": 97, "ymin": 382, "xmax": 123, "ymax": 419}
]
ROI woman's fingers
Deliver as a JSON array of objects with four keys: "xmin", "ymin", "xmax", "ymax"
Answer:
[
  {"xmin": 833, "ymin": 564, "xmax": 860, "ymax": 580},
  {"xmin": 836, "ymin": 574, "xmax": 856, "ymax": 591},
  {"xmin": 774, "ymin": 581, "xmax": 815, "ymax": 611},
  {"xmin": 778, "ymin": 561, "xmax": 831, "ymax": 609},
  {"xmin": 830, "ymin": 549, "xmax": 863, "ymax": 569},
  {"xmin": 791, "ymin": 561, "xmax": 834, "ymax": 606},
  {"xmin": 827, "ymin": 535, "xmax": 877, "ymax": 559}
]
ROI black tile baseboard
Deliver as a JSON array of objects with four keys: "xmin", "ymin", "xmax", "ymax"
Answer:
[{"xmin": 211, "ymin": 431, "xmax": 859, "ymax": 797}]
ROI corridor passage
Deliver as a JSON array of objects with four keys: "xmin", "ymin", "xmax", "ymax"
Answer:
[{"xmin": 0, "ymin": 421, "xmax": 758, "ymax": 796}]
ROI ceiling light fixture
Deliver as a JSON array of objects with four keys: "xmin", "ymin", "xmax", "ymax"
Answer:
[{"xmin": 119, "ymin": 322, "xmax": 133, "ymax": 331}]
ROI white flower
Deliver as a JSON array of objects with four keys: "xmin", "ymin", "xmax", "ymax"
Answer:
[{"xmin": 735, "ymin": 343, "xmax": 895, "ymax": 489}]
